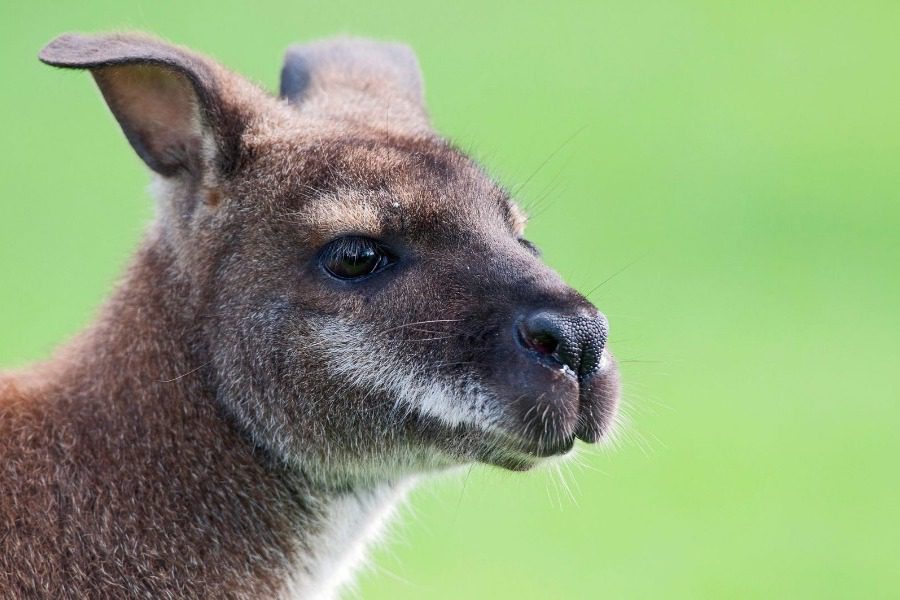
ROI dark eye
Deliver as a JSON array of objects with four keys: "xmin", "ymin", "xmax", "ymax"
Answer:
[{"xmin": 320, "ymin": 236, "xmax": 395, "ymax": 281}]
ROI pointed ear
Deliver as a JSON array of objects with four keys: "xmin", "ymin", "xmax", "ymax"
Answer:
[
  {"xmin": 280, "ymin": 37, "xmax": 428, "ymax": 128},
  {"xmin": 40, "ymin": 33, "xmax": 245, "ymax": 177}
]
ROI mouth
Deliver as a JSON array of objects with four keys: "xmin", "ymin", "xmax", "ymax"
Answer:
[
  {"xmin": 471, "ymin": 353, "xmax": 620, "ymax": 470},
  {"xmin": 404, "ymin": 350, "xmax": 620, "ymax": 472},
  {"xmin": 471, "ymin": 427, "xmax": 574, "ymax": 471},
  {"xmin": 573, "ymin": 353, "xmax": 620, "ymax": 444}
]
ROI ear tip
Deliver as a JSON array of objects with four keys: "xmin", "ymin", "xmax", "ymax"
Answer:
[
  {"xmin": 280, "ymin": 36, "xmax": 425, "ymax": 109},
  {"xmin": 38, "ymin": 31, "xmax": 175, "ymax": 69},
  {"xmin": 284, "ymin": 36, "xmax": 418, "ymax": 61},
  {"xmin": 281, "ymin": 36, "xmax": 422, "ymax": 84},
  {"xmin": 39, "ymin": 33, "xmax": 92, "ymax": 66}
]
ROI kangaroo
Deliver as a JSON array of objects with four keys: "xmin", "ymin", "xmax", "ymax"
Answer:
[{"xmin": 0, "ymin": 32, "xmax": 620, "ymax": 599}]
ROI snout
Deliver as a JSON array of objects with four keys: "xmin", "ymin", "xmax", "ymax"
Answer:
[{"xmin": 487, "ymin": 304, "xmax": 619, "ymax": 460}]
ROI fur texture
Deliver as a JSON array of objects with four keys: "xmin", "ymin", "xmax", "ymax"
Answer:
[{"xmin": 0, "ymin": 32, "xmax": 620, "ymax": 598}]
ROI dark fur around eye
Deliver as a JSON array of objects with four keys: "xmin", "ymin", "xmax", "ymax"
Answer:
[
  {"xmin": 518, "ymin": 238, "xmax": 541, "ymax": 257},
  {"xmin": 319, "ymin": 236, "xmax": 396, "ymax": 281}
]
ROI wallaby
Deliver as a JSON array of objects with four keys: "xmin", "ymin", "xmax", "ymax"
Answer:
[{"xmin": 0, "ymin": 32, "xmax": 620, "ymax": 599}]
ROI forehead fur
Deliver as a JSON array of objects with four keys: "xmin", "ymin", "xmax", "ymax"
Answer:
[{"xmin": 238, "ymin": 119, "xmax": 528, "ymax": 244}]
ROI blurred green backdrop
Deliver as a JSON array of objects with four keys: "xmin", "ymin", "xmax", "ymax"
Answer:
[{"xmin": 2, "ymin": 1, "xmax": 898, "ymax": 598}]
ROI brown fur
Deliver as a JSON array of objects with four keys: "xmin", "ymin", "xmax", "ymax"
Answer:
[
  {"xmin": 1, "ymin": 246, "xmax": 310, "ymax": 598},
  {"xmin": 0, "ymin": 32, "xmax": 620, "ymax": 598}
]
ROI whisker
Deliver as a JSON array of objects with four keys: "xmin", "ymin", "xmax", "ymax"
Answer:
[
  {"xmin": 512, "ymin": 124, "xmax": 588, "ymax": 197},
  {"xmin": 583, "ymin": 255, "xmax": 645, "ymax": 299},
  {"xmin": 157, "ymin": 362, "xmax": 209, "ymax": 383},
  {"xmin": 376, "ymin": 319, "xmax": 464, "ymax": 335},
  {"xmin": 617, "ymin": 359, "xmax": 664, "ymax": 365}
]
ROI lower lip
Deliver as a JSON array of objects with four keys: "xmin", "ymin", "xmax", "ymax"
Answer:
[{"xmin": 509, "ymin": 436, "xmax": 576, "ymax": 459}]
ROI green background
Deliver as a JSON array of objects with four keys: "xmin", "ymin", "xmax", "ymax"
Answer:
[{"xmin": 2, "ymin": 2, "xmax": 898, "ymax": 598}]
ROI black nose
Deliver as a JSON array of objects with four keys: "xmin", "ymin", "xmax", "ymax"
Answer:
[{"xmin": 517, "ymin": 310, "xmax": 608, "ymax": 379}]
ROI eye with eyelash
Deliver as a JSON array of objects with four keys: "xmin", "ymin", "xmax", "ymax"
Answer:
[{"xmin": 319, "ymin": 236, "xmax": 396, "ymax": 281}]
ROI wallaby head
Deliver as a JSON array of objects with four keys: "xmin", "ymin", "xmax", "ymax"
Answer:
[{"xmin": 39, "ymin": 33, "xmax": 620, "ymax": 486}]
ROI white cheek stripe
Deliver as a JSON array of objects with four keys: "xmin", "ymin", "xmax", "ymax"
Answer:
[{"xmin": 313, "ymin": 320, "xmax": 501, "ymax": 432}]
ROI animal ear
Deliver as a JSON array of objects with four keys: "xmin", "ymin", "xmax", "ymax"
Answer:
[
  {"xmin": 40, "ymin": 33, "xmax": 245, "ymax": 177},
  {"xmin": 280, "ymin": 37, "xmax": 428, "ymax": 129}
]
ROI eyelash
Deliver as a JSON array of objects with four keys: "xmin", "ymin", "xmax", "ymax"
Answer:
[{"xmin": 319, "ymin": 236, "xmax": 396, "ymax": 281}]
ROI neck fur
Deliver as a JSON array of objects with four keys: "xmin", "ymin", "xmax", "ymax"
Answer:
[{"xmin": 3, "ymin": 237, "xmax": 411, "ymax": 599}]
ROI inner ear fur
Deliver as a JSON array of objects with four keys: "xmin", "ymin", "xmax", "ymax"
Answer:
[{"xmin": 40, "ymin": 33, "xmax": 245, "ymax": 177}]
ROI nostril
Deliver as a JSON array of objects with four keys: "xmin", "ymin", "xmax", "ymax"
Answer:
[
  {"xmin": 521, "ymin": 328, "xmax": 560, "ymax": 357},
  {"xmin": 517, "ymin": 312, "xmax": 569, "ymax": 367},
  {"xmin": 516, "ymin": 310, "xmax": 608, "ymax": 379}
]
